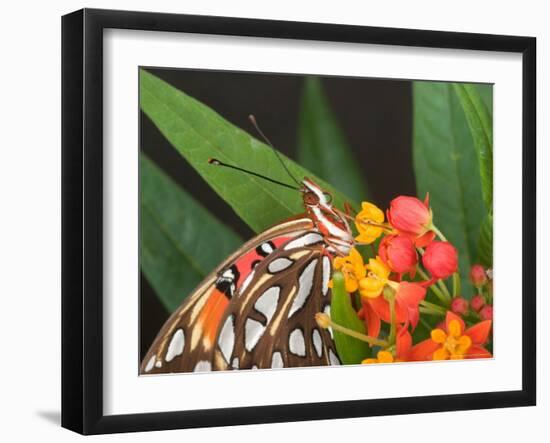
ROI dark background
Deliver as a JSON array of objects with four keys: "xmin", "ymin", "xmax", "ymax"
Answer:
[{"xmin": 140, "ymin": 68, "xmax": 414, "ymax": 359}]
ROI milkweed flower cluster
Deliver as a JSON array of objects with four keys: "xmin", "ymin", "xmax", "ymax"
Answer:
[{"xmin": 330, "ymin": 194, "xmax": 493, "ymax": 364}]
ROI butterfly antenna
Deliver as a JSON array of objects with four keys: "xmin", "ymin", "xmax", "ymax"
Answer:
[
  {"xmin": 208, "ymin": 158, "xmax": 301, "ymax": 191},
  {"xmin": 248, "ymin": 114, "xmax": 302, "ymax": 187}
]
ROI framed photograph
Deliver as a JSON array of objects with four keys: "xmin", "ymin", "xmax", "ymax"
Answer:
[{"xmin": 62, "ymin": 8, "xmax": 536, "ymax": 435}]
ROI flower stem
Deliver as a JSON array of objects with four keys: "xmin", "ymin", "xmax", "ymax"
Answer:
[
  {"xmin": 436, "ymin": 279, "xmax": 452, "ymax": 300},
  {"xmin": 417, "ymin": 266, "xmax": 450, "ymax": 305},
  {"xmin": 431, "ymin": 224, "xmax": 448, "ymax": 242},
  {"xmin": 452, "ymin": 272, "xmax": 461, "ymax": 297},
  {"xmin": 316, "ymin": 313, "xmax": 389, "ymax": 348},
  {"xmin": 420, "ymin": 300, "xmax": 447, "ymax": 315},
  {"xmin": 420, "ymin": 307, "xmax": 444, "ymax": 316}
]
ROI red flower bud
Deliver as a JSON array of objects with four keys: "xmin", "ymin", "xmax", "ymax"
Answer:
[
  {"xmin": 451, "ymin": 297, "xmax": 469, "ymax": 315},
  {"xmin": 479, "ymin": 305, "xmax": 493, "ymax": 321},
  {"xmin": 471, "ymin": 294, "xmax": 486, "ymax": 312},
  {"xmin": 422, "ymin": 241, "xmax": 458, "ymax": 280},
  {"xmin": 378, "ymin": 234, "xmax": 418, "ymax": 275},
  {"xmin": 387, "ymin": 195, "xmax": 433, "ymax": 237},
  {"xmin": 470, "ymin": 264, "xmax": 487, "ymax": 287}
]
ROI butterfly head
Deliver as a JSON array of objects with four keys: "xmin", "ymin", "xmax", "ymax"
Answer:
[
  {"xmin": 301, "ymin": 178, "xmax": 353, "ymax": 256},
  {"xmin": 207, "ymin": 157, "xmax": 353, "ymax": 256}
]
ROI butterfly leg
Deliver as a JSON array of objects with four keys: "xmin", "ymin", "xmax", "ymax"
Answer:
[
  {"xmin": 344, "ymin": 201, "xmax": 357, "ymax": 216},
  {"xmin": 323, "ymin": 237, "xmax": 348, "ymax": 257},
  {"xmin": 335, "ymin": 203, "xmax": 356, "ymax": 223}
]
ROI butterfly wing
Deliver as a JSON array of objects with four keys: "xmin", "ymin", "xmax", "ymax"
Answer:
[
  {"xmin": 213, "ymin": 231, "xmax": 340, "ymax": 370},
  {"xmin": 140, "ymin": 218, "xmax": 314, "ymax": 374}
]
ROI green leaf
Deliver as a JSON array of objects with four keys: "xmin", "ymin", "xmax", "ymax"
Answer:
[
  {"xmin": 452, "ymin": 83, "xmax": 493, "ymax": 210},
  {"xmin": 413, "ymin": 82, "xmax": 488, "ymax": 299},
  {"xmin": 331, "ymin": 272, "xmax": 371, "ymax": 364},
  {"xmin": 478, "ymin": 212, "xmax": 493, "ymax": 267},
  {"xmin": 140, "ymin": 154, "xmax": 243, "ymax": 312},
  {"xmin": 140, "ymin": 69, "xmax": 356, "ymax": 235},
  {"xmin": 475, "ymin": 84, "xmax": 493, "ymax": 116},
  {"xmin": 297, "ymin": 77, "xmax": 370, "ymax": 202},
  {"xmin": 413, "ymin": 315, "xmax": 440, "ymax": 344}
]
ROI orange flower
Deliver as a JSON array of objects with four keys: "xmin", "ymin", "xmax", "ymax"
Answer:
[
  {"xmin": 378, "ymin": 234, "xmax": 418, "ymax": 276},
  {"xmin": 362, "ymin": 350, "xmax": 394, "ymax": 364},
  {"xmin": 409, "ymin": 311, "xmax": 492, "ymax": 361},
  {"xmin": 333, "ymin": 248, "xmax": 366, "ymax": 293},
  {"xmin": 367, "ymin": 281, "xmax": 426, "ymax": 330},
  {"xmin": 360, "ymin": 326, "xmax": 412, "ymax": 363},
  {"xmin": 387, "ymin": 194, "xmax": 435, "ymax": 247},
  {"xmin": 422, "ymin": 241, "xmax": 458, "ymax": 280},
  {"xmin": 358, "ymin": 265, "xmax": 426, "ymax": 337}
]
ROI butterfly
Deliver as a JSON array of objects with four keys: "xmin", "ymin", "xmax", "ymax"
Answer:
[{"xmin": 140, "ymin": 125, "xmax": 355, "ymax": 374}]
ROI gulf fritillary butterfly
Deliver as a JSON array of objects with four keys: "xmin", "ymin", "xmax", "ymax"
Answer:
[{"xmin": 141, "ymin": 123, "xmax": 355, "ymax": 374}]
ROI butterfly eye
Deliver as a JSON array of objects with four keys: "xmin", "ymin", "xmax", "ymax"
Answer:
[
  {"xmin": 303, "ymin": 192, "xmax": 320, "ymax": 206},
  {"xmin": 323, "ymin": 192, "xmax": 333, "ymax": 204}
]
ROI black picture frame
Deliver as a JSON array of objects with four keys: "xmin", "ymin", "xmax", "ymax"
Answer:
[{"xmin": 61, "ymin": 8, "xmax": 537, "ymax": 435}]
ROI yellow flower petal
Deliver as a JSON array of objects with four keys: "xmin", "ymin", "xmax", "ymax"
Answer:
[
  {"xmin": 455, "ymin": 335, "xmax": 472, "ymax": 355},
  {"xmin": 362, "ymin": 358, "xmax": 378, "ymax": 364},
  {"xmin": 367, "ymin": 257, "xmax": 391, "ymax": 280},
  {"xmin": 433, "ymin": 347, "xmax": 450, "ymax": 360},
  {"xmin": 431, "ymin": 328, "xmax": 447, "ymax": 344},
  {"xmin": 354, "ymin": 263, "xmax": 367, "ymax": 280},
  {"xmin": 354, "ymin": 202, "xmax": 385, "ymax": 244},
  {"xmin": 333, "ymin": 257, "xmax": 344, "ymax": 270},
  {"xmin": 345, "ymin": 279, "xmax": 359, "ymax": 293},
  {"xmin": 349, "ymin": 248, "xmax": 363, "ymax": 264},
  {"xmin": 377, "ymin": 351, "xmax": 394, "ymax": 363},
  {"xmin": 355, "ymin": 231, "xmax": 381, "ymax": 245},
  {"xmin": 448, "ymin": 319, "xmax": 463, "ymax": 338},
  {"xmin": 359, "ymin": 277, "xmax": 384, "ymax": 298},
  {"xmin": 359, "ymin": 202, "xmax": 385, "ymax": 223}
]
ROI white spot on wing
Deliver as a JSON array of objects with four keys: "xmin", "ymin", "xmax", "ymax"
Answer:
[
  {"xmin": 218, "ymin": 316, "xmax": 235, "ymax": 363},
  {"xmin": 271, "ymin": 352, "xmax": 284, "ymax": 368},
  {"xmin": 329, "ymin": 349, "xmax": 340, "ymax": 366},
  {"xmin": 261, "ymin": 242, "xmax": 275, "ymax": 255},
  {"xmin": 267, "ymin": 257, "xmax": 294, "ymax": 273},
  {"xmin": 284, "ymin": 233, "xmax": 323, "ymax": 250},
  {"xmin": 232, "ymin": 357, "xmax": 239, "ymax": 369},
  {"xmin": 144, "ymin": 355, "xmax": 156, "ymax": 372},
  {"xmin": 165, "ymin": 329, "xmax": 185, "ymax": 362},
  {"xmin": 239, "ymin": 270, "xmax": 255, "ymax": 295},
  {"xmin": 155, "ymin": 361, "xmax": 162, "ymax": 368},
  {"xmin": 312, "ymin": 329, "xmax": 323, "ymax": 358},
  {"xmin": 289, "ymin": 329, "xmax": 306, "ymax": 357},
  {"xmin": 194, "ymin": 360, "xmax": 212, "ymax": 372},
  {"xmin": 322, "ymin": 256, "xmax": 331, "ymax": 296},
  {"xmin": 254, "ymin": 286, "xmax": 280, "ymax": 323},
  {"xmin": 288, "ymin": 259, "xmax": 318, "ymax": 318},
  {"xmin": 222, "ymin": 268, "xmax": 235, "ymax": 280},
  {"xmin": 245, "ymin": 318, "xmax": 265, "ymax": 352}
]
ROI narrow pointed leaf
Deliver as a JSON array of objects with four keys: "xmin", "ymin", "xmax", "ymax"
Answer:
[
  {"xmin": 297, "ymin": 77, "xmax": 370, "ymax": 201},
  {"xmin": 140, "ymin": 69, "xmax": 356, "ymax": 235},
  {"xmin": 475, "ymin": 84, "xmax": 493, "ymax": 115},
  {"xmin": 452, "ymin": 83, "xmax": 493, "ymax": 210},
  {"xmin": 478, "ymin": 213, "xmax": 493, "ymax": 267},
  {"xmin": 140, "ymin": 155, "xmax": 243, "ymax": 312},
  {"xmin": 331, "ymin": 272, "xmax": 371, "ymax": 364},
  {"xmin": 413, "ymin": 82, "xmax": 488, "ymax": 299}
]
